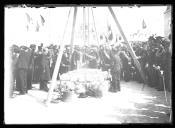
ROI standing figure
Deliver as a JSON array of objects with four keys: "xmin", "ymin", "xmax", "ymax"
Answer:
[
  {"xmin": 88, "ymin": 49, "xmax": 99, "ymax": 69},
  {"xmin": 109, "ymin": 49, "xmax": 122, "ymax": 92},
  {"xmin": 59, "ymin": 50, "xmax": 70, "ymax": 75},
  {"xmin": 70, "ymin": 47, "xmax": 80, "ymax": 70},
  {"xmin": 33, "ymin": 46, "xmax": 43, "ymax": 83},
  {"xmin": 39, "ymin": 48, "xmax": 51, "ymax": 92},
  {"xmin": 119, "ymin": 50, "xmax": 131, "ymax": 81},
  {"xmin": 16, "ymin": 46, "xmax": 31, "ymax": 94},
  {"xmin": 27, "ymin": 44, "xmax": 36, "ymax": 90},
  {"xmin": 100, "ymin": 45, "xmax": 112, "ymax": 71},
  {"xmin": 10, "ymin": 45, "xmax": 20, "ymax": 97}
]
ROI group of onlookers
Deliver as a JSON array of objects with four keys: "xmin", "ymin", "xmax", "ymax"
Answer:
[{"xmin": 9, "ymin": 34, "xmax": 171, "ymax": 97}]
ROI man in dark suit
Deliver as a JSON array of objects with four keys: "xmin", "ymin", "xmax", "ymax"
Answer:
[
  {"xmin": 59, "ymin": 50, "xmax": 70, "ymax": 75},
  {"xmin": 70, "ymin": 47, "xmax": 80, "ymax": 71},
  {"xmin": 16, "ymin": 46, "xmax": 31, "ymax": 94},
  {"xmin": 39, "ymin": 48, "xmax": 51, "ymax": 92},
  {"xmin": 27, "ymin": 44, "xmax": 36, "ymax": 90},
  {"xmin": 33, "ymin": 46, "xmax": 43, "ymax": 83}
]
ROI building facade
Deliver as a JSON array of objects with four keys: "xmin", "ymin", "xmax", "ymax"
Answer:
[{"xmin": 164, "ymin": 6, "xmax": 171, "ymax": 39}]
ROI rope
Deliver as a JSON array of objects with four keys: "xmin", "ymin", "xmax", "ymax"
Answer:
[
  {"xmin": 69, "ymin": 7, "xmax": 78, "ymax": 71},
  {"xmin": 61, "ymin": 7, "xmax": 72, "ymax": 44},
  {"xmin": 88, "ymin": 7, "xmax": 89, "ymax": 46},
  {"xmin": 83, "ymin": 7, "xmax": 86, "ymax": 65},
  {"xmin": 91, "ymin": 7, "xmax": 100, "ymax": 46}
]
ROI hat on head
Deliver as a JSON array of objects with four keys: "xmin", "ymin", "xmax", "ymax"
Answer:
[
  {"xmin": 20, "ymin": 45, "xmax": 28, "ymax": 50},
  {"xmin": 30, "ymin": 44, "xmax": 36, "ymax": 49}
]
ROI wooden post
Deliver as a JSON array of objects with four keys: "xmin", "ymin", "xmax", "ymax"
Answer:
[
  {"xmin": 108, "ymin": 7, "xmax": 146, "ymax": 89},
  {"xmin": 45, "ymin": 7, "xmax": 73, "ymax": 104},
  {"xmin": 69, "ymin": 7, "xmax": 78, "ymax": 71}
]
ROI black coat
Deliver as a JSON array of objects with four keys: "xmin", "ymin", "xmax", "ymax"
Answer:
[
  {"xmin": 40, "ymin": 54, "xmax": 51, "ymax": 81},
  {"xmin": 16, "ymin": 50, "xmax": 31, "ymax": 70},
  {"xmin": 28, "ymin": 49, "xmax": 35, "ymax": 70},
  {"xmin": 110, "ymin": 52, "xmax": 122, "ymax": 73}
]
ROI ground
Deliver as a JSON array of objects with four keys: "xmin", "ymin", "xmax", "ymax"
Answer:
[{"xmin": 4, "ymin": 81, "xmax": 171, "ymax": 124}]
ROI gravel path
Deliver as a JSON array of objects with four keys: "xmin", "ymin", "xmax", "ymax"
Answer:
[{"xmin": 4, "ymin": 81, "xmax": 171, "ymax": 124}]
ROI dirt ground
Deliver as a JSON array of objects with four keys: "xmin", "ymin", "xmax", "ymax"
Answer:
[{"xmin": 4, "ymin": 81, "xmax": 172, "ymax": 124}]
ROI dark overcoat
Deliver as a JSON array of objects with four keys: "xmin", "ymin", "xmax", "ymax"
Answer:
[{"xmin": 40, "ymin": 54, "xmax": 51, "ymax": 81}]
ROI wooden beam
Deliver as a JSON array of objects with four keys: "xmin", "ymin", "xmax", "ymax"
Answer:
[
  {"xmin": 108, "ymin": 7, "xmax": 146, "ymax": 90},
  {"xmin": 45, "ymin": 7, "xmax": 72, "ymax": 104},
  {"xmin": 69, "ymin": 7, "xmax": 78, "ymax": 71}
]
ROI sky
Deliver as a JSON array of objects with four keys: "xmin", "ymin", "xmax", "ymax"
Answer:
[{"xmin": 5, "ymin": 6, "xmax": 167, "ymax": 46}]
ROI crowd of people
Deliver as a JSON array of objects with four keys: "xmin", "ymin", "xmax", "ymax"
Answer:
[{"xmin": 9, "ymin": 34, "xmax": 171, "ymax": 98}]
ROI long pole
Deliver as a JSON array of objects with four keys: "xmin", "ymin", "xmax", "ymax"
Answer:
[
  {"xmin": 91, "ymin": 7, "xmax": 100, "ymax": 46},
  {"xmin": 162, "ymin": 74, "xmax": 168, "ymax": 104},
  {"xmin": 45, "ymin": 7, "xmax": 72, "ymax": 104},
  {"xmin": 108, "ymin": 7, "xmax": 146, "ymax": 90},
  {"xmin": 69, "ymin": 7, "xmax": 78, "ymax": 71}
]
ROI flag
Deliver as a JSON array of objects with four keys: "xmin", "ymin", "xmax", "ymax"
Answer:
[
  {"xmin": 142, "ymin": 19, "xmax": 147, "ymax": 29},
  {"xmin": 40, "ymin": 15, "xmax": 45, "ymax": 26},
  {"xmin": 107, "ymin": 25, "xmax": 113, "ymax": 41},
  {"xmin": 25, "ymin": 13, "xmax": 32, "ymax": 31},
  {"xmin": 36, "ymin": 21, "xmax": 40, "ymax": 32},
  {"xmin": 26, "ymin": 13, "xmax": 31, "ymax": 23},
  {"xmin": 108, "ymin": 31, "xmax": 113, "ymax": 41}
]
